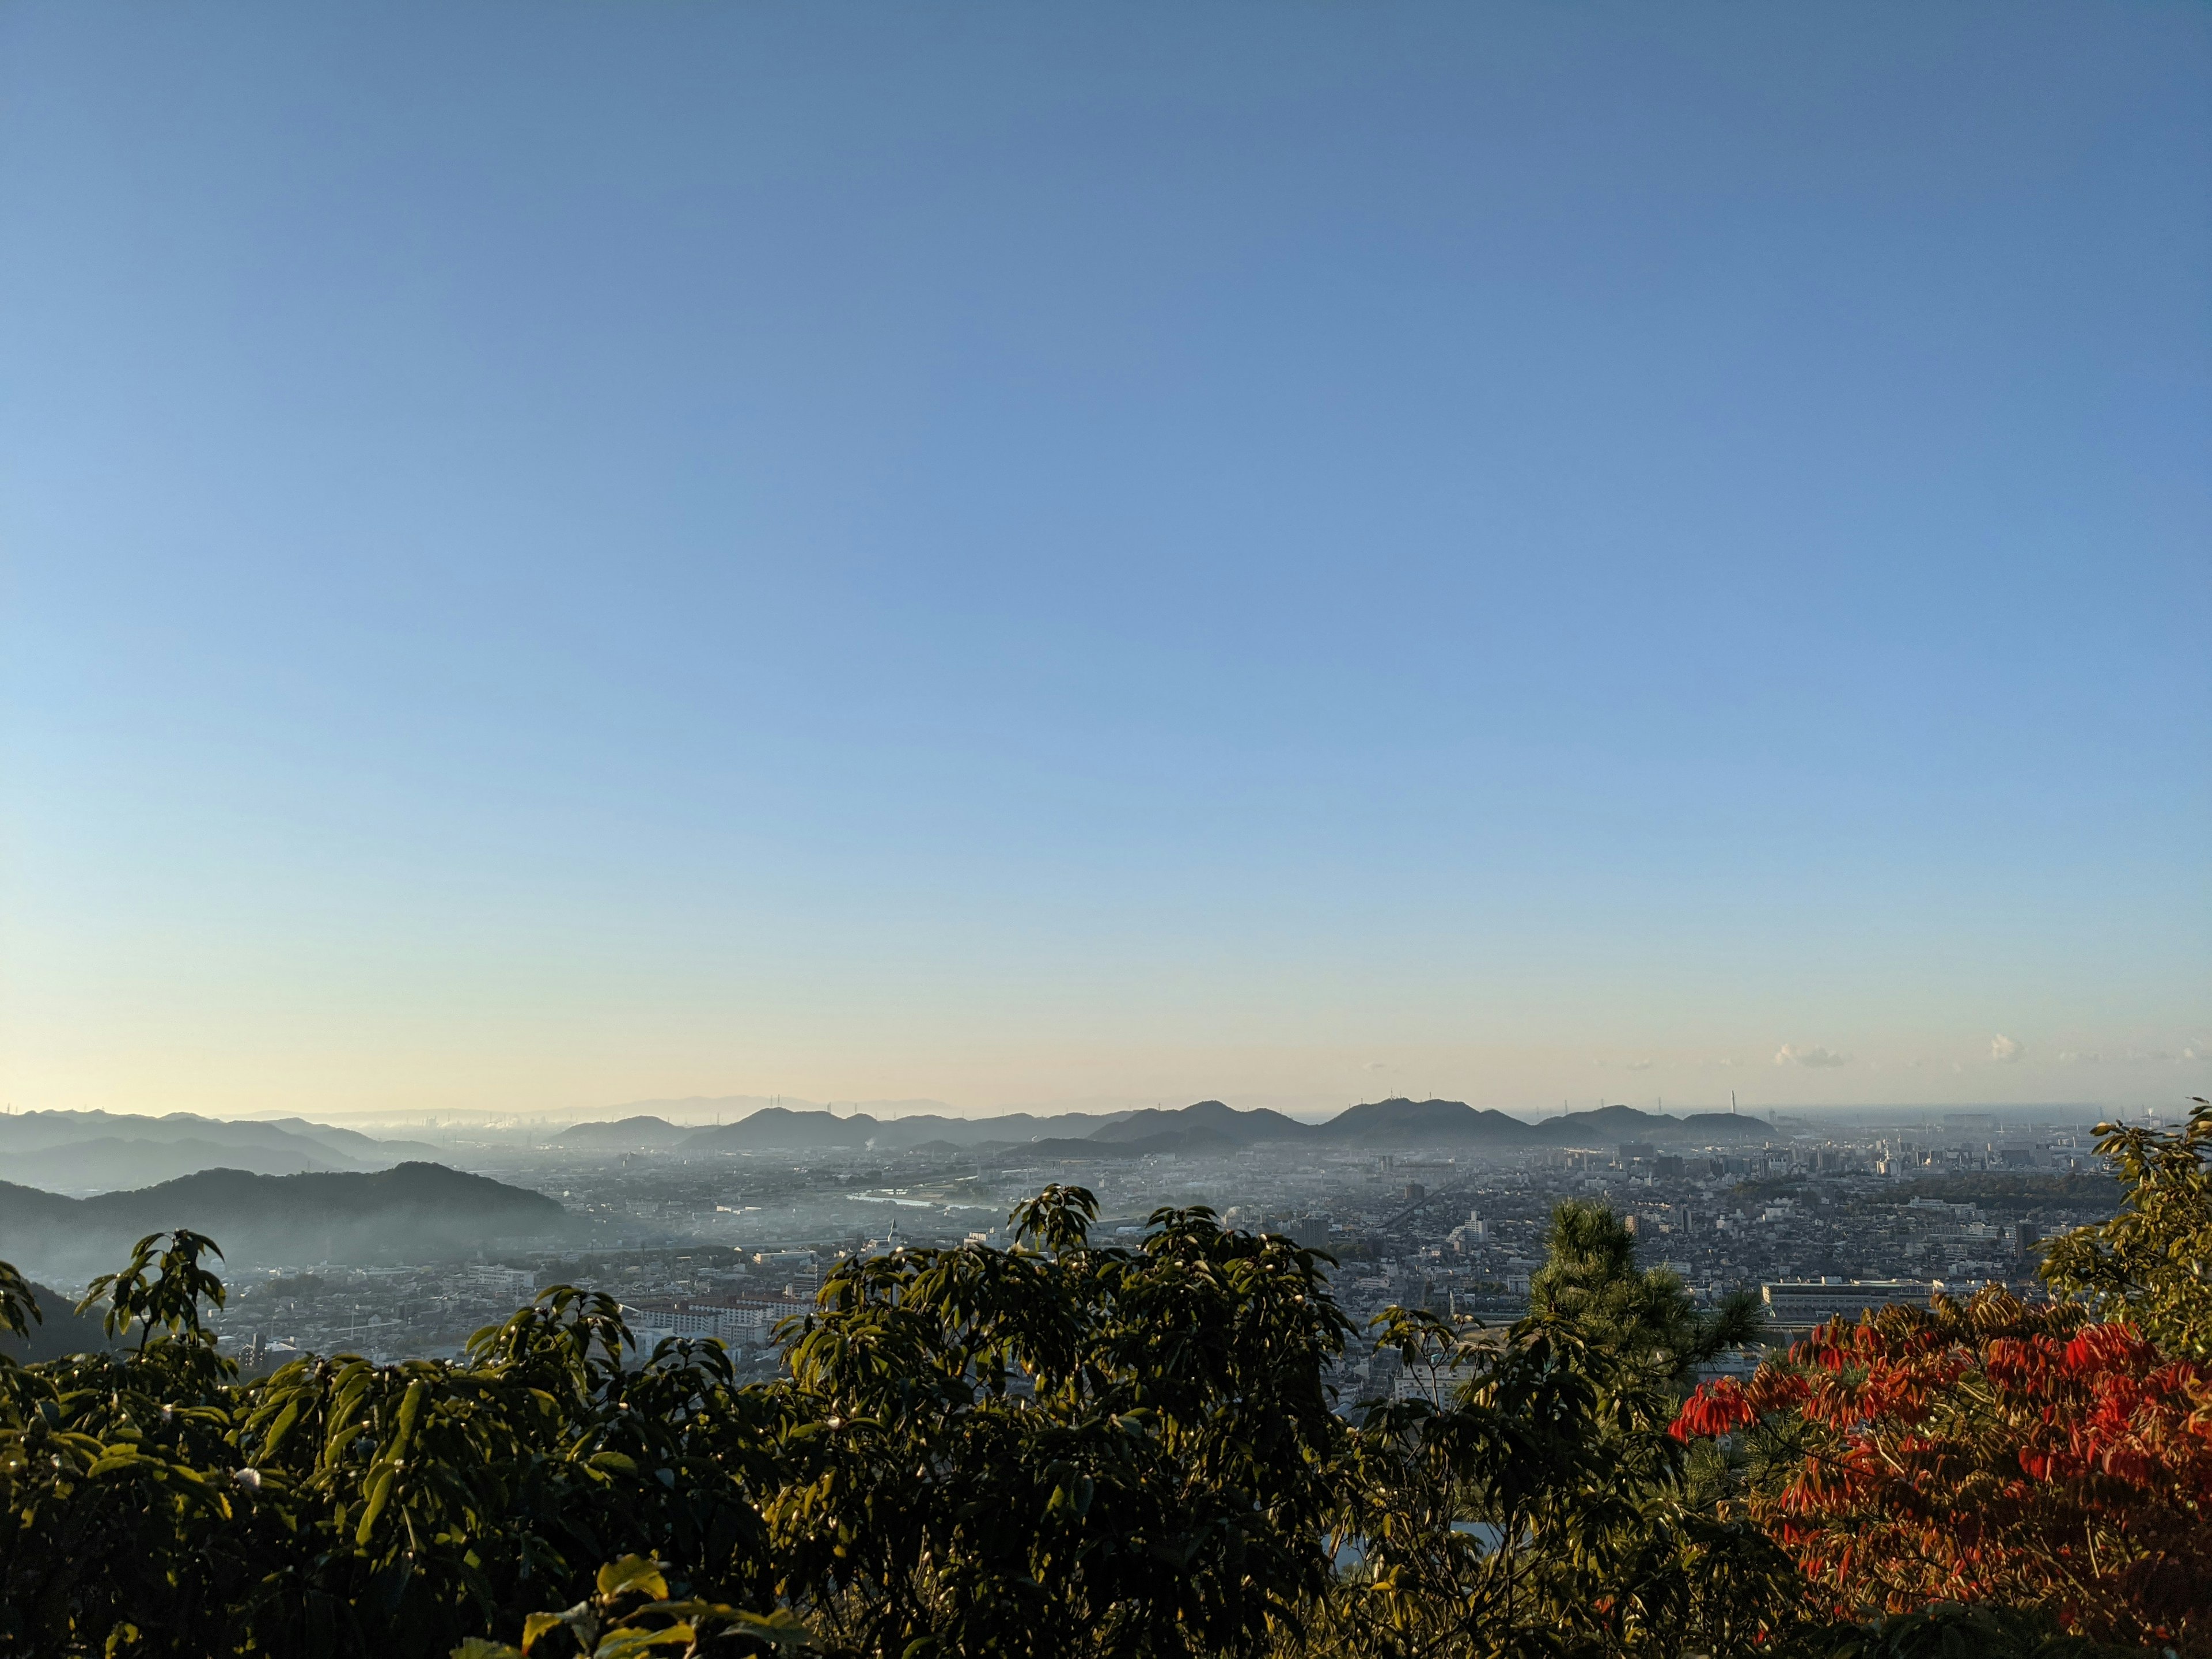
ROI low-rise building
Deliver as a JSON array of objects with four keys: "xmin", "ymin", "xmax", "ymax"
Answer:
[
  {"xmin": 1759, "ymin": 1278, "xmax": 1942, "ymax": 1330},
  {"xmin": 621, "ymin": 1294, "xmax": 809, "ymax": 1350}
]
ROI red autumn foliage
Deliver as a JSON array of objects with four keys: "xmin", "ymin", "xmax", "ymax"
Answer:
[{"xmin": 1672, "ymin": 1287, "xmax": 2212, "ymax": 1655}]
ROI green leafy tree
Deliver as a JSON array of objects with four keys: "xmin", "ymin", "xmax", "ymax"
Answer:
[
  {"xmin": 0, "ymin": 1191, "xmax": 1354, "ymax": 1659},
  {"xmin": 0, "ymin": 1231, "xmax": 251, "ymax": 1654},
  {"xmin": 1, "ymin": 1233, "xmax": 794, "ymax": 1657},
  {"xmin": 2040, "ymin": 1098, "xmax": 2212, "ymax": 1361},
  {"xmin": 0, "ymin": 1263, "xmax": 39, "ymax": 1380},
  {"xmin": 1528, "ymin": 1201, "xmax": 1762, "ymax": 1382},
  {"xmin": 457, "ymin": 1553, "xmax": 808, "ymax": 1659},
  {"xmin": 3, "ymin": 1187, "xmax": 2133, "ymax": 1659},
  {"xmin": 763, "ymin": 1185, "xmax": 1352, "ymax": 1658},
  {"xmin": 1304, "ymin": 1201, "xmax": 1798, "ymax": 1659}
]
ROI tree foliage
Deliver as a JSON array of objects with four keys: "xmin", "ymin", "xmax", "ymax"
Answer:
[
  {"xmin": 1527, "ymin": 1202, "xmax": 1762, "ymax": 1382},
  {"xmin": 3, "ymin": 1154, "xmax": 2203, "ymax": 1659},
  {"xmin": 1305, "ymin": 1208, "xmax": 1797, "ymax": 1659},
  {"xmin": 2040, "ymin": 1099, "xmax": 2212, "ymax": 1362},
  {"xmin": 1673, "ymin": 1100, "xmax": 2212, "ymax": 1657},
  {"xmin": 0, "ymin": 1260, "xmax": 38, "ymax": 1356},
  {"xmin": 1674, "ymin": 1290, "xmax": 2212, "ymax": 1653},
  {"xmin": 0, "ymin": 1191, "xmax": 1354, "ymax": 1658},
  {"xmin": 759, "ymin": 1186, "xmax": 1353, "ymax": 1658}
]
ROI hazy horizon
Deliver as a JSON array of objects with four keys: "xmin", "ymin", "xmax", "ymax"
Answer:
[
  {"xmin": 21, "ymin": 1092, "xmax": 2150, "ymax": 1135},
  {"xmin": 5, "ymin": 2, "xmax": 2206, "ymax": 1126}
]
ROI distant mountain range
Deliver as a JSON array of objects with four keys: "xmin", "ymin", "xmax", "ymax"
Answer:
[
  {"xmin": 556, "ymin": 1096, "xmax": 1782, "ymax": 1156},
  {"xmin": 571, "ymin": 1106, "xmax": 1126, "ymax": 1153},
  {"xmin": 595, "ymin": 1094, "xmax": 964, "ymax": 1126},
  {"xmin": 0, "ymin": 1110, "xmax": 446, "ymax": 1194},
  {"xmin": 0, "ymin": 1163, "xmax": 569, "ymax": 1286}
]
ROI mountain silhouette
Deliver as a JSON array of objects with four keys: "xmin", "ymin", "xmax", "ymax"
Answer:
[
  {"xmin": 556, "ymin": 1115, "xmax": 694, "ymax": 1148},
  {"xmin": 1086, "ymin": 1100, "xmax": 1316, "ymax": 1145},
  {"xmin": 682, "ymin": 1108, "xmax": 880, "ymax": 1151},
  {"xmin": 0, "ymin": 1109, "xmax": 444, "ymax": 1192},
  {"xmin": 0, "ymin": 1163, "xmax": 569, "ymax": 1286},
  {"xmin": 554, "ymin": 1094, "xmax": 1781, "ymax": 1155}
]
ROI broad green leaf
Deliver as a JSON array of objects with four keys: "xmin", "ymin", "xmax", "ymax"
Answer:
[
  {"xmin": 520, "ymin": 1611, "xmax": 570, "ymax": 1654},
  {"xmin": 592, "ymin": 1624, "xmax": 694, "ymax": 1658},
  {"xmin": 595, "ymin": 1555, "xmax": 668, "ymax": 1603}
]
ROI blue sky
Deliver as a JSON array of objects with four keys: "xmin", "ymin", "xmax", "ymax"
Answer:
[{"xmin": 2, "ymin": 1, "xmax": 2206, "ymax": 1120}]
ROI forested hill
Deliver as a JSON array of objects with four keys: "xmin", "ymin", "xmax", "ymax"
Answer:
[
  {"xmin": 0, "ymin": 1278, "xmax": 114, "ymax": 1363},
  {"xmin": 556, "ymin": 1115, "xmax": 695, "ymax": 1148},
  {"xmin": 602, "ymin": 1095, "xmax": 1787, "ymax": 1152},
  {"xmin": 0, "ymin": 1108, "xmax": 444, "ymax": 1191},
  {"xmin": 0, "ymin": 1163, "xmax": 567, "ymax": 1284}
]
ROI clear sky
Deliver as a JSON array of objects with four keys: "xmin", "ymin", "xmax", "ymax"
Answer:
[{"xmin": 2, "ymin": 2, "xmax": 2206, "ymax": 1122}]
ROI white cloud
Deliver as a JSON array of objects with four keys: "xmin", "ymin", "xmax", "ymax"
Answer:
[
  {"xmin": 1990, "ymin": 1034, "xmax": 2024, "ymax": 1063},
  {"xmin": 1775, "ymin": 1043, "xmax": 1849, "ymax": 1069},
  {"xmin": 1625, "ymin": 1058, "xmax": 1654, "ymax": 1072}
]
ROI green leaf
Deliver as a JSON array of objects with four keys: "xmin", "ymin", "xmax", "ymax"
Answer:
[
  {"xmin": 356, "ymin": 1464, "xmax": 396, "ymax": 1544},
  {"xmin": 592, "ymin": 1625, "xmax": 694, "ymax": 1659},
  {"xmin": 595, "ymin": 1555, "xmax": 668, "ymax": 1604},
  {"xmin": 729, "ymin": 1610, "xmax": 813, "ymax": 1649}
]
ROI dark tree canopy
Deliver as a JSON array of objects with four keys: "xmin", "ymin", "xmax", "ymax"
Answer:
[{"xmin": 2, "ymin": 1135, "xmax": 2205, "ymax": 1659}]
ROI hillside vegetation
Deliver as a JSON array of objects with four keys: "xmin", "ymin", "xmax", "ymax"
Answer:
[
  {"xmin": 581, "ymin": 1096, "xmax": 1781, "ymax": 1156},
  {"xmin": 1, "ymin": 1104, "xmax": 2206, "ymax": 1659},
  {"xmin": 0, "ymin": 1163, "xmax": 568, "ymax": 1285}
]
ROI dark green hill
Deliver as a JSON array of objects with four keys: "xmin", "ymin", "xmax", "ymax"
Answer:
[
  {"xmin": 0, "ymin": 1279, "xmax": 118, "ymax": 1362},
  {"xmin": 1087, "ymin": 1101, "xmax": 1315, "ymax": 1145},
  {"xmin": 1277, "ymin": 1098, "xmax": 1782, "ymax": 1149},
  {"xmin": 683, "ymin": 1108, "xmax": 879, "ymax": 1150},
  {"xmin": 1315, "ymin": 1098, "xmax": 1541, "ymax": 1147},
  {"xmin": 556, "ymin": 1115, "xmax": 692, "ymax": 1148},
  {"xmin": 0, "ymin": 1163, "xmax": 569, "ymax": 1284},
  {"xmin": 650, "ymin": 1096, "xmax": 1777, "ymax": 1158}
]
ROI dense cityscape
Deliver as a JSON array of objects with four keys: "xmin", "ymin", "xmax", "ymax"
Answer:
[{"xmin": 156, "ymin": 1101, "xmax": 2137, "ymax": 1397}]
